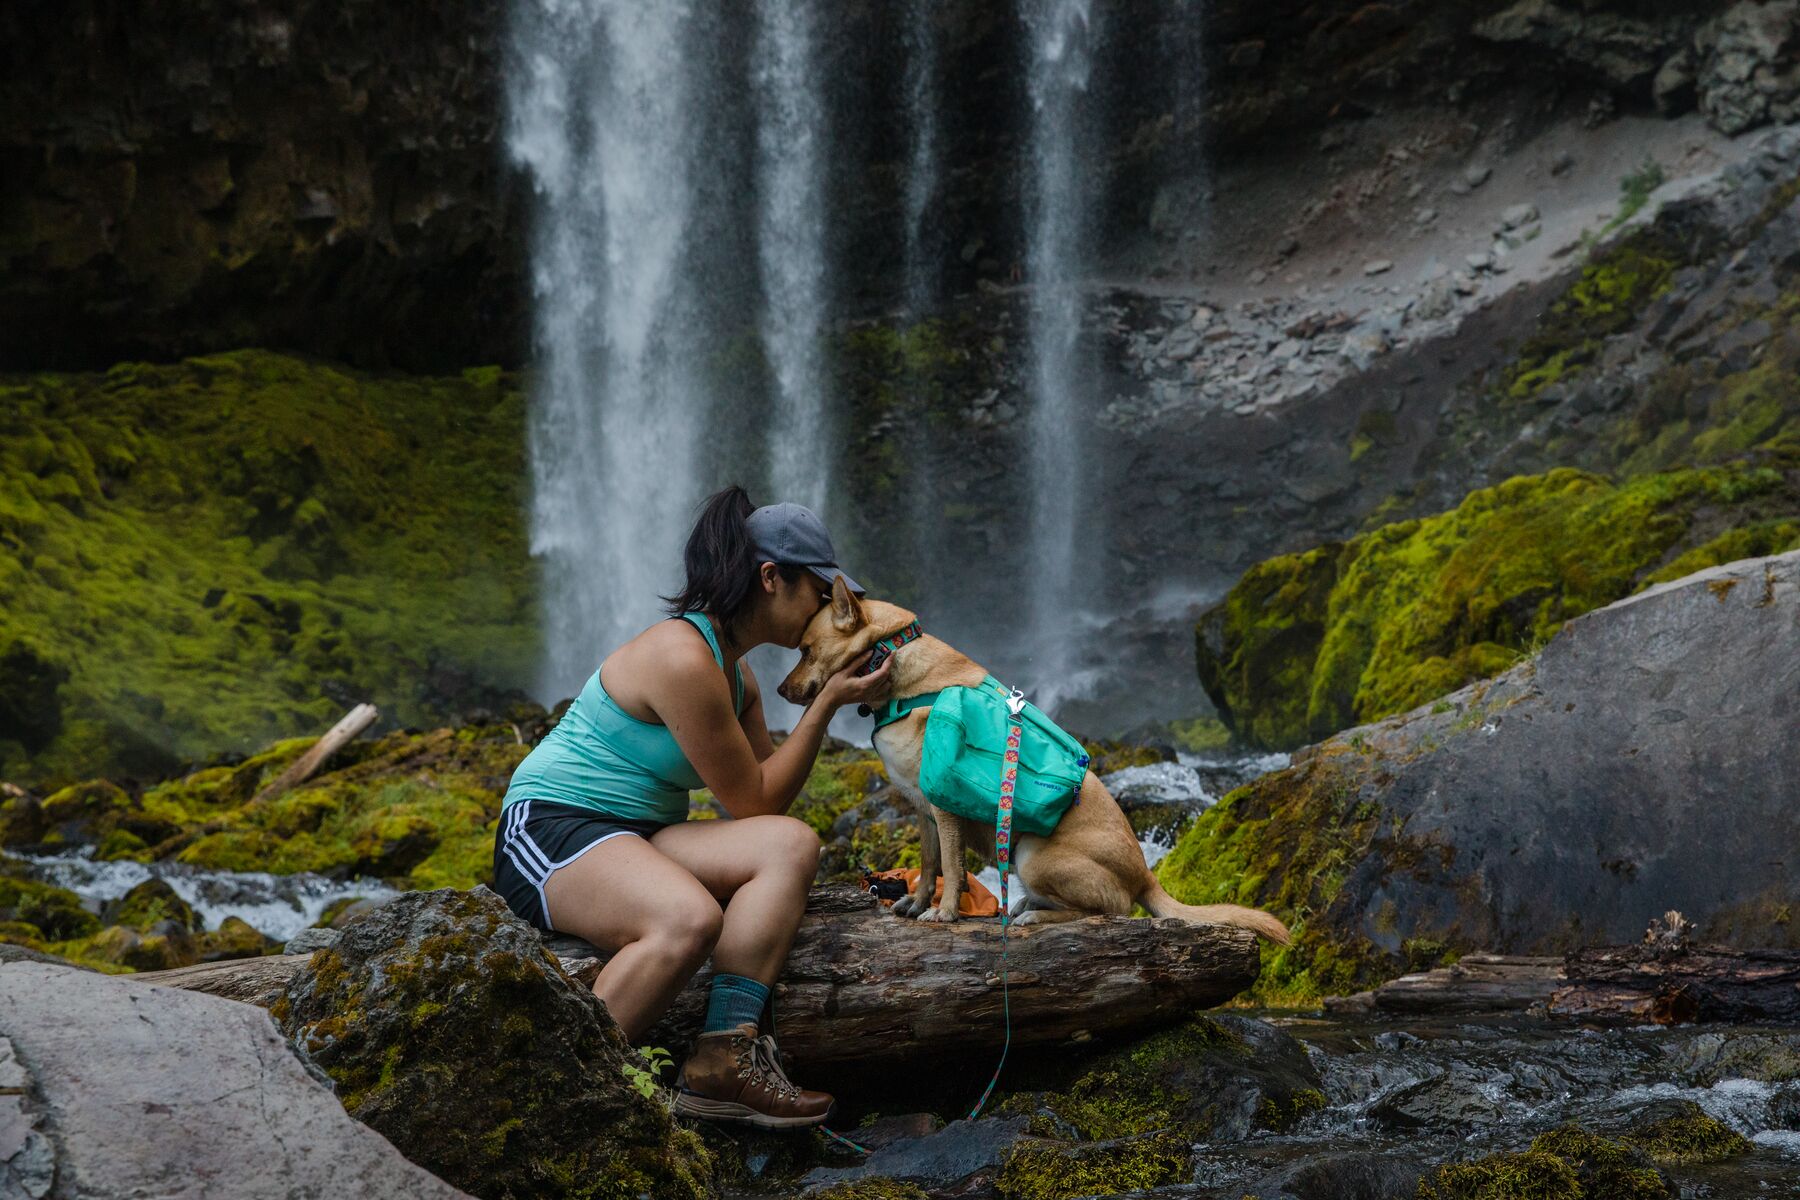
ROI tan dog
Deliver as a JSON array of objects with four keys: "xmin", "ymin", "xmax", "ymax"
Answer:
[{"xmin": 778, "ymin": 578, "xmax": 1291, "ymax": 942}]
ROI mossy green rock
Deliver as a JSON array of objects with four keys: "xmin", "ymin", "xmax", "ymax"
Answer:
[
  {"xmin": 994, "ymin": 1129, "xmax": 1191, "ymax": 1200},
  {"xmin": 0, "ymin": 350, "xmax": 535, "ymax": 789},
  {"xmin": 0, "ymin": 859, "xmax": 99, "ymax": 942},
  {"xmin": 1000, "ymin": 1014, "xmax": 1323, "ymax": 1144},
  {"xmin": 276, "ymin": 886, "xmax": 712, "ymax": 1200},
  {"xmin": 1418, "ymin": 1124, "xmax": 1677, "ymax": 1199},
  {"xmin": 1165, "ymin": 551, "xmax": 1800, "ymax": 1002},
  {"xmin": 1197, "ymin": 461, "xmax": 1800, "ymax": 751},
  {"xmin": 104, "ymin": 878, "xmax": 197, "ymax": 934}
]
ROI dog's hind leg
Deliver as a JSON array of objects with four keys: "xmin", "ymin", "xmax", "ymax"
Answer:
[
  {"xmin": 917, "ymin": 806, "xmax": 964, "ymax": 923},
  {"xmin": 1014, "ymin": 840, "xmax": 1136, "ymax": 923}
]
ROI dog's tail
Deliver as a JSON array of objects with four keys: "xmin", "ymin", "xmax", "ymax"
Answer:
[{"xmin": 1138, "ymin": 874, "xmax": 1292, "ymax": 945}]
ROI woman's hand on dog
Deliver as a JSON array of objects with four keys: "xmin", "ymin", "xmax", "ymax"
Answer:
[{"xmin": 818, "ymin": 650, "xmax": 893, "ymax": 710}]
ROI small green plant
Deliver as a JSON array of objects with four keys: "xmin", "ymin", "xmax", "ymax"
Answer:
[
  {"xmin": 622, "ymin": 1045, "xmax": 674, "ymax": 1100},
  {"xmin": 1606, "ymin": 157, "xmax": 1667, "ymax": 232}
]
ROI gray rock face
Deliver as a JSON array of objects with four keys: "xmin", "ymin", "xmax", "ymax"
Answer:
[
  {"xmin": 0, "ymin": 962, "xmax": 469, "ymax": 1199},
  {"xmin": 1205, "ymin": 552, "xmax": 1800, "ymax": 976},
  {"xmin": 1357, "ymin": 551, "xmax": 1800, "ymax": 951},
  {"xmin": 1696, "ymin": 1, "xmax": 1800, "ymax": 134}
]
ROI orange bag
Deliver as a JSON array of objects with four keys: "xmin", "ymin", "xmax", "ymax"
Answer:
[{"xmin": 861, "ymin": 867, "xmax": 999, "ymax": 918}]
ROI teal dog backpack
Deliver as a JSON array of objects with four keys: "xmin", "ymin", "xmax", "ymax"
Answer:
[
  {"xmin": 920, "ymin": 677, "xmax": 1089, "ymax": 836},
  {"xmin": 873, "ymin": 673, "xmax": 1089, "ymax": 837}
]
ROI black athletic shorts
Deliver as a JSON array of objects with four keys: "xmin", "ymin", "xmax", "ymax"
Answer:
[{"xmin": 492, "ymin": 799, "xmax": 669, "ymax": 931}]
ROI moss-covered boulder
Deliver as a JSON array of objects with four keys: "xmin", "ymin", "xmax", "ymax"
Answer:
[
  {"xmin": 1416, "ymin": 1125, "xmax": 1673, "ymax": 1200},
  {"xmin": 1197, "ymin": 461, "xmax": 1800, "ymax": 751},
  {"xmin": 103, "ymin": 878, "xmax": 197, "ymax": 934},
  {"xmin": 0, "ymin": 350, "xmax": 536, "ymax": 790},
  {"xmin": 0, "ymin": 861, "xmax": 99, "ymax": 943},
  {"xmin": 1000, "ymin": 1014, "xmax": 1324, "ymax": 1144},
  {"xmin": 1164, "ymin": 551, "xmax": 1800, "ymax": 1003},
  {"xmin": 993, "ymin": 1129, "xmax": 1191, "ymax": 1200},
  {"xmin": 274, "ymin": 886, "xmax": 712, "ymax": 1200}
]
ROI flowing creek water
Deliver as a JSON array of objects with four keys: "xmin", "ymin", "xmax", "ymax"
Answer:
[
  {"xmin": 1175, "ymin": 1011, "xmax": 1800, "ymax": 1196},
  {"xmin": 15, "ymin": 851, "xmax": 395, "ymax": 945}
]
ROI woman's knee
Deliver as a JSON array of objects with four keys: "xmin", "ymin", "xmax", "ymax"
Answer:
[
  {"xmin": 657, "ymin": 896, "xmax": 724, "ymax": 961},
  {"xmin": 764, "ymin": 815, "xmax": 821, "ymax": 876}
]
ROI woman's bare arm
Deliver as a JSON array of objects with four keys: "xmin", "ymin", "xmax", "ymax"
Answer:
[{"xmin": 660, "ymin": 646, "xmax": 891, "ymax": 819}]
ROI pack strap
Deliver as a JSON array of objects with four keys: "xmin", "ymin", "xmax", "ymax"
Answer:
[{"xmin": 863, "ymin": 689, "xmax": 941, "ymax": 729}]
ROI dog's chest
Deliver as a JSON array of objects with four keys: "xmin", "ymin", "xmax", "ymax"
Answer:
[{"xmin": 871, "ymin": 725, "xmax": 929, "ymax": 812}]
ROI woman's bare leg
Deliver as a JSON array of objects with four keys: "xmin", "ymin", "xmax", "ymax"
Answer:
[
  {"xmin": 541, "ymin": 835, "xmax": 722, "ymax": 1041},
  {"xmin": 650, "ymin": 815, "xmax": 820, "ymax": 987}
]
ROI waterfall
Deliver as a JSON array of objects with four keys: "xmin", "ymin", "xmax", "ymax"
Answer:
[
  {"xmin": 506, "ymin": 1, "xmax": 709, "ymax": 698},
  {"xmin": 753, "ymin": 0, "xmax": 831, "ymax": 515},
  {"xmin": 1020, "ymin": 0, "xmax": 1097, "ymax": 700},
  {"xmin": 901, "ymin": 0, "xmax": 944, "ymax": 596}
]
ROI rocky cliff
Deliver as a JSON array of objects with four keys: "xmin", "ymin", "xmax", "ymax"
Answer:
[{"xmin": 6, "ymin": 0, "xmax": 1792, "ymax": 372}]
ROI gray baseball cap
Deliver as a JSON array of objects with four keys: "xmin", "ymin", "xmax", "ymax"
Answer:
[{"xmin": 745, "ymin": 502, "xmax": 865, "ymax": 596}]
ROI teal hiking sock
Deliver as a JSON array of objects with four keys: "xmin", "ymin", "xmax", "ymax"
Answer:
[{"xmin": 703, "ymin": 973, "xmax": 769, "ymax": 1034}]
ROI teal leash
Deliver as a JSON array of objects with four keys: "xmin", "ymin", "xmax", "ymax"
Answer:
[{"xmin": 965, "ymin": 688, "xmax": 1026, "ymax": 1120}]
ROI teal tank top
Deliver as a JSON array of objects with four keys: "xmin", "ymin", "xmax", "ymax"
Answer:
[{"xmin": 501, "ymin": 613, "xmax": 746, "ymax": 825}]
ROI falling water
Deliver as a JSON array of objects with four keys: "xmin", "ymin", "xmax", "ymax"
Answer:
[
  {"xmin": 506, "ymin": 1, "xmax": 709, "ymax": 698},
  {"xmin": 901, "ymin": 0, "xmax": 945, "ymax": 598},
  {"xmin": 753, "ymin": 0, "xmax": 832, "ymax": 514},
  {"xmin": 1020, "ymin": 0, "xmax": 1097, "ymax": 700}
]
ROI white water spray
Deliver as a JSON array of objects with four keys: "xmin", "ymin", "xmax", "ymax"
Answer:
[
  {"xmin": 1020, "ymin": 0, "xmax": 1096, "ymax": 701},
  {"xmin": 507, "ymin": 1, "xmax": 707, "ymax": 697},
  {"xmin": 753, "ymin": 0, "xmax": 832, "ymax": 514}
]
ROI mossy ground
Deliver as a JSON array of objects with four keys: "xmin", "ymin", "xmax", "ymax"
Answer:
[
  {"xmin": 1416, "ymin": 1122, "xmax": 1700, "ymax": 1199},
  {"xmin": 10, "ymin": 722, "xmax": 525, "ymax": 890},
  {"xmin": 0, "ymin": 350, "xmax": 535, "ymax": 789},
  {"xmin": 995, "ymin": 1129, "xmax": 1191, "ymax": 1200},
  {"xmin": 1197, "ymin": 460, "xmax": 1800, "ymax": 751}
]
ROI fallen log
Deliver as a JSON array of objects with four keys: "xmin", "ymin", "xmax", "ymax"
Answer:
[
  {"xmin": 251, "ymin": 703, "xmax": 379, "ymax": 806},
  {"xmin": 1324, "ymin": 953, "xmax": 1564, "ymax": 1016},
  {"xmin": 1549, "ymin": 943, "xmax": 1800, "ymax": 1024},
  {"xmin": 136, "ymin": 886, "xmax": 1261, "ymax": 1065},
  {"xmin": 553, "ymin": 885, "xmax": 1261, "ymax": 1068}
]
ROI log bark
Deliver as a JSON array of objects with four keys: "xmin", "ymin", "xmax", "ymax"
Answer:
[
  {"xmin": 552, "ymin": 885, "xmax": 1261, "ymax": 1068},
  {"xmin": 136, "ymin": 886, "xmax": 1261, "ymax": 1064},
  {"xmin": 1549, "ymin": 943, "xmax": 1800, "ymax": 1024},
  {"xmin": 1324, "ymin": 954, "xmax": 1564, "ymax": 1016},
  {"xmin": 251, "ymin": 703, "xmax": 379, "ymax": 806}
]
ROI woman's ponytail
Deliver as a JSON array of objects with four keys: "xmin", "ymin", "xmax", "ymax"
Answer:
[{"xmin": 664, "ymin": 485, "xmax": 789, "ymax": 643}]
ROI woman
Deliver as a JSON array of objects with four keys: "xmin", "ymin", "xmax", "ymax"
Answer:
[{"xmin": 493, "ymin": 485, "xmax": 891, "ymax": 1129}]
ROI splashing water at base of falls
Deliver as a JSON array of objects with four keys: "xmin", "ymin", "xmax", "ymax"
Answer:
[{"xmin": 16, "ymin": 851, "xmax": 396, "ymax": 945}]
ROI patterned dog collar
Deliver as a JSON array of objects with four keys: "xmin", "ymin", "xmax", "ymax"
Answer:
[{"xmin": 857, "ymin": 620, "xmax": 923, "ymax": 677}]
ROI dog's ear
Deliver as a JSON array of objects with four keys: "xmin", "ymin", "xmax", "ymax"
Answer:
[{"xmin": 829, "ymin": 573, "xmax": 866, "ymax": 634}]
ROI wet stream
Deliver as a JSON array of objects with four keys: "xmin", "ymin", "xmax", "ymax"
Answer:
[
  {"xmin": 15, "ymin": 850, "xmax": 396, "ymax": 943},
  {"xmin": 1185, "ymin": 1011, "xmax": 1800, "ymax": 1197}
]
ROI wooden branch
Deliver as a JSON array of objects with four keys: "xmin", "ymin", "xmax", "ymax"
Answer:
[
  {"xmin": 1324, "ymin": 954, "xmax": 1564, "ymax": 1016},
  {"xmin": 131, "ymin": 955, "xmax": 308, "ymax": 1006},
  {"xmin": 1548, "ymin": 944, "xmax": 1800, "ymax": 1024},
  {"xmin": 251, "ymin": 703, "xmax": 379, "ymax": 806},
  {"xmin": 136, "ymin": 887, "xmax": 1261, "ymax": 1065}
]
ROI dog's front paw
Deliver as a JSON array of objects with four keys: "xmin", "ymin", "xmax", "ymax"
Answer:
[
  {"xmin": 915, "ymin": 906, "xmax": 959, "ymax": 924},
  {"xmin": 891, "ymin": 894, "xmax": 922, "ymax": 918},
  {"xmin": 1012, "ymin": 909, "xmax": 1048, "ymax": 926}
]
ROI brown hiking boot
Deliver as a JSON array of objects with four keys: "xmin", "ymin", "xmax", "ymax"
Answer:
[{"xmin": 671, "ymin": 1024, "xmax": 835, "ymax": 1129}]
